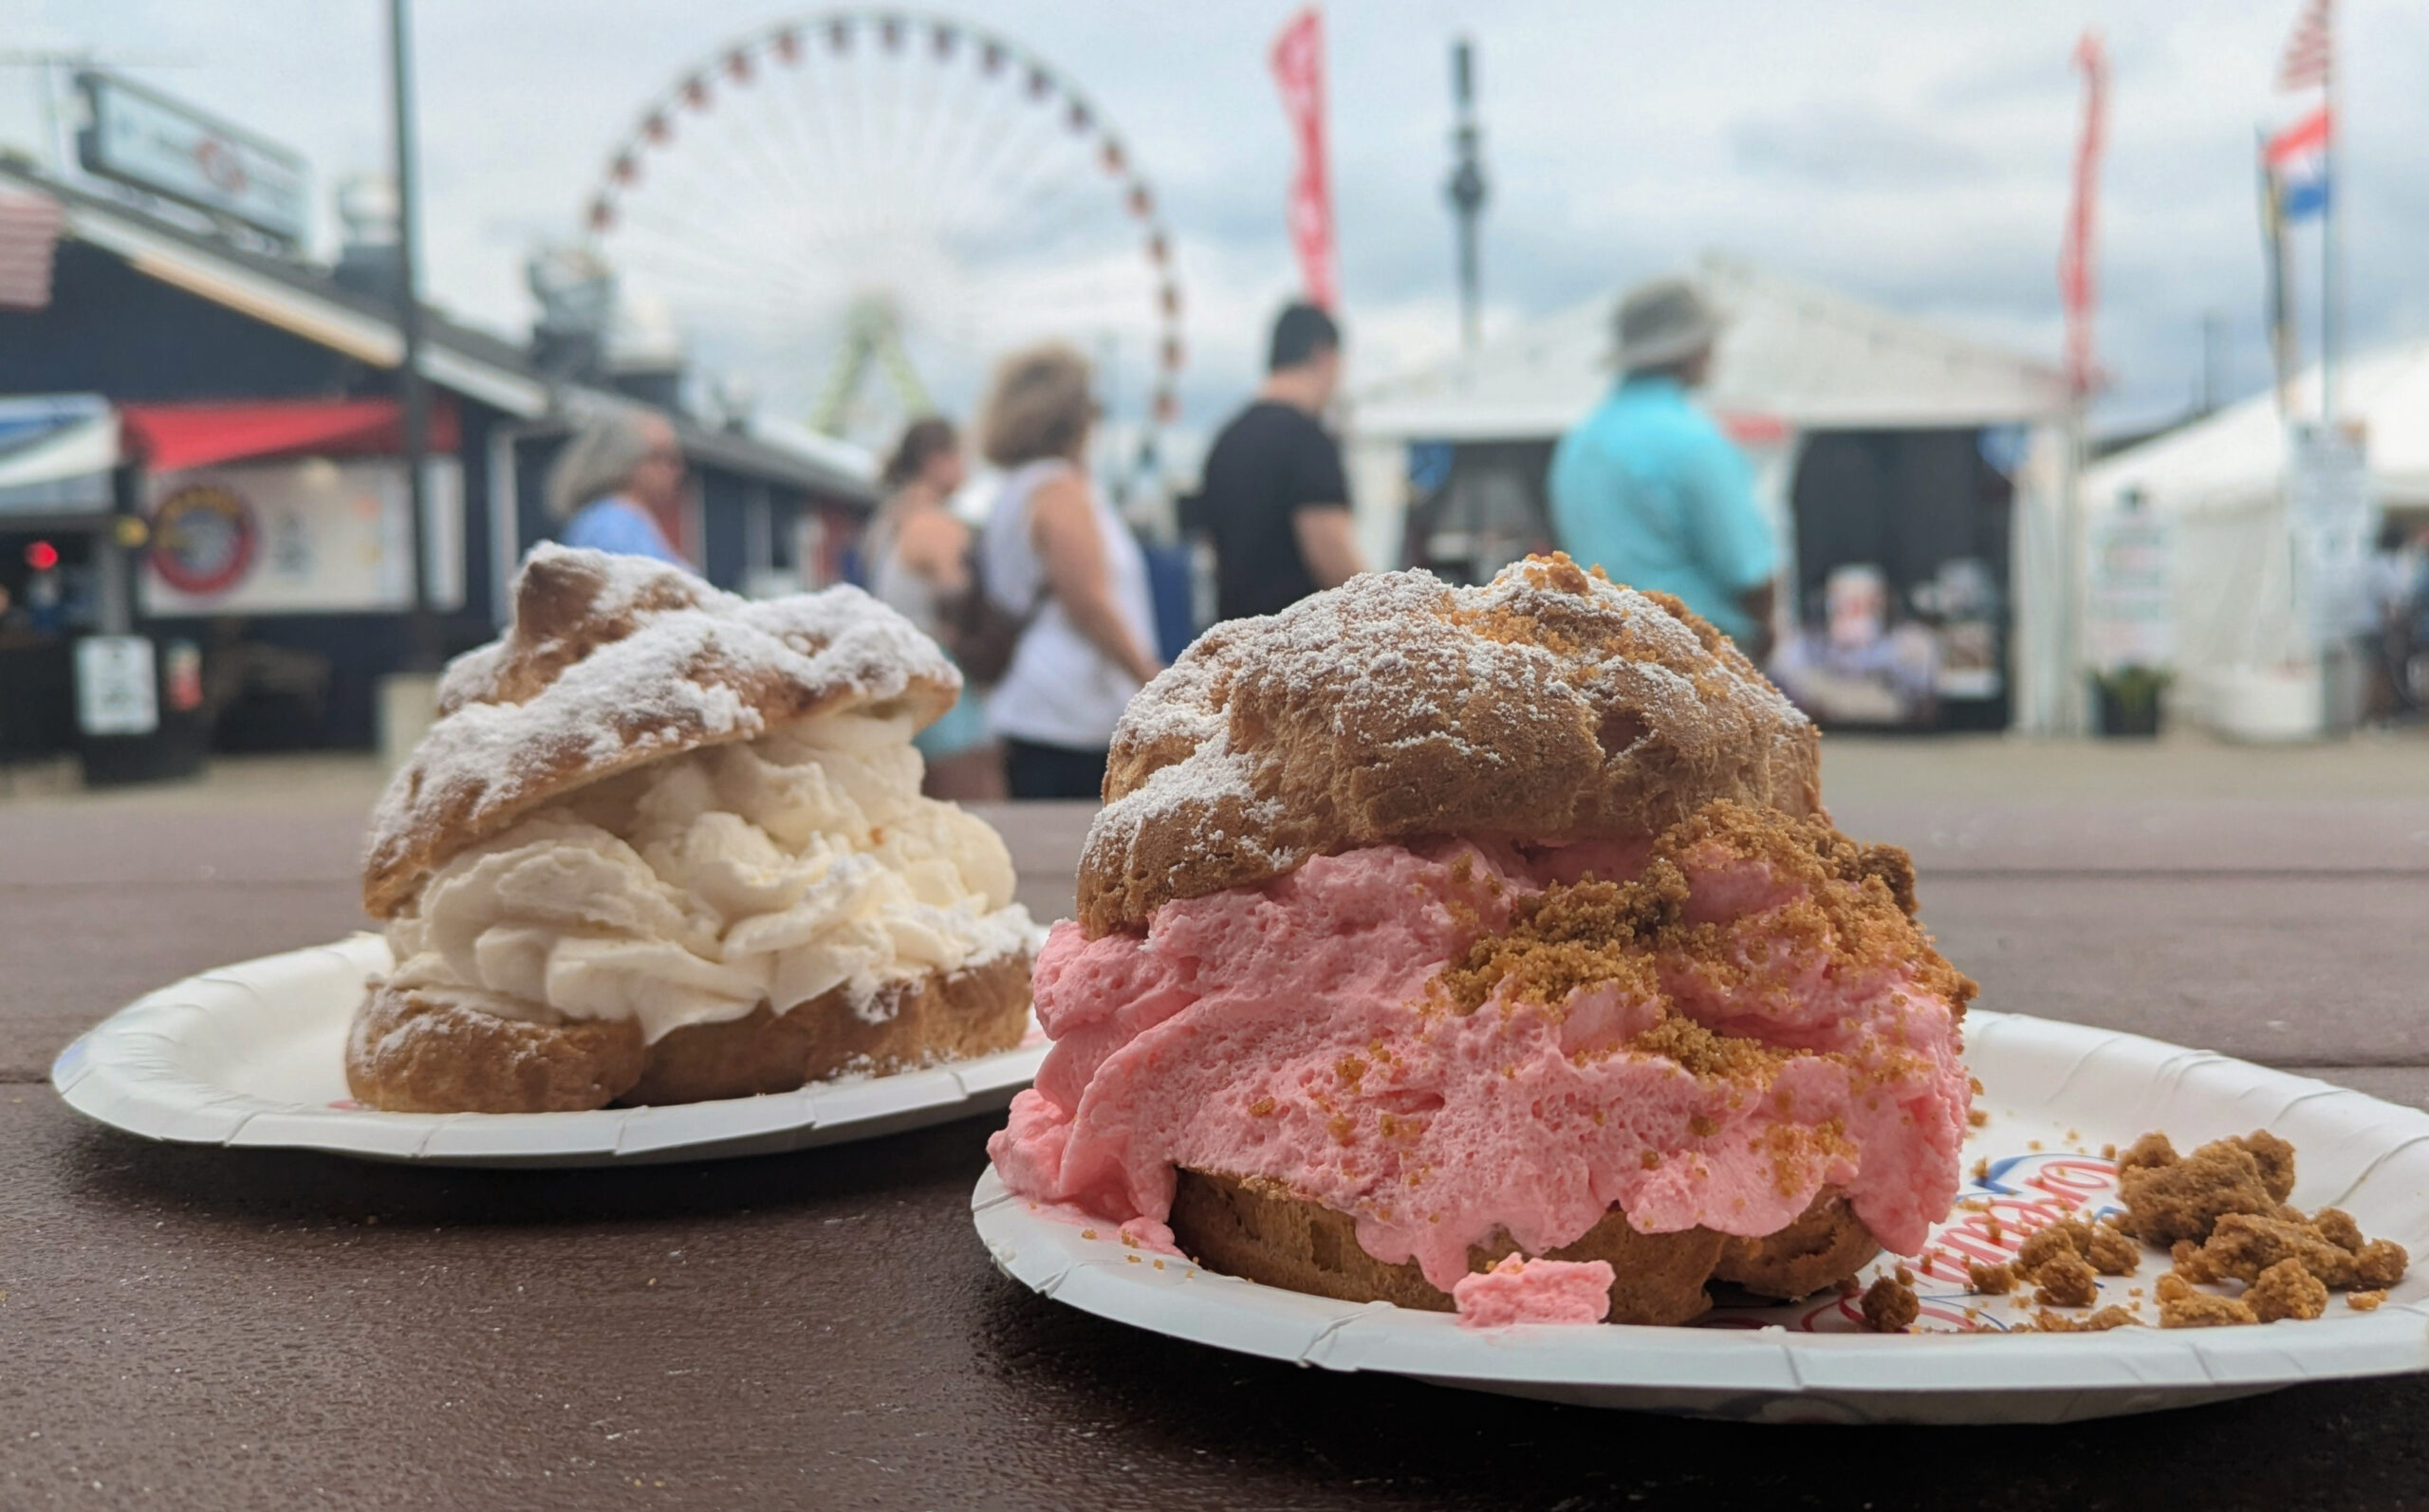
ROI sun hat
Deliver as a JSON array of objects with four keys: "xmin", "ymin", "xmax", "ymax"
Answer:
[{"xmin": 1608, "ymin": 276, "xmax": 1722, "ymax": 372}]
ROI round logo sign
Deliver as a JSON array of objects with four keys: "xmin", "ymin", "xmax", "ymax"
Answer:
[
  {"xmin": 192, "ymin": 136, "xmax": 250, "ymax": 195},
  {"xmin": 151, "ymin": 483, "xmax": 260, "ymax": 596}
]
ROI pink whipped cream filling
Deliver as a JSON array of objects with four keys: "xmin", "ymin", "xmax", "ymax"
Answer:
[
  {"xmin": 989, "ymin": 839, "xmax": 1970, "ymax": 1300},
  {"xmin": 1451, "ymin": 1256, "xmax": 1617, "ymax": 1328}
]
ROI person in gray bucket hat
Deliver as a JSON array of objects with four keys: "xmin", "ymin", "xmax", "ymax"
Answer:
[{"xmin": 1547, "ymin": 276, "xmax": 1777, "ymax": 658}]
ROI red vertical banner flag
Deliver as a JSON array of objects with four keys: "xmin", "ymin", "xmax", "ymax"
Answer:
[
  {"xmin": 2058, "ymin": 30, "xmax": 2109, "ymax": 396},
  {"xmin": 1270, "ymin": 8, "xmax": 1339, "ymax": 310}
]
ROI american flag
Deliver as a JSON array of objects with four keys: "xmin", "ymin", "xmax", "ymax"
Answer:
[
  {"xmin": 2279, "ymin": 0, "xmax": 2332, "ymax": 91},
  {"xmin": 0, "ymin": 190, "xmax": 65, "ymax": 311}
]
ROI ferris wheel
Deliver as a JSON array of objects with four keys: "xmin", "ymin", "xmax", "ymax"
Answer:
[{"xmin": 581, "ymin": 10, "xmax": 1186, "ymax": 484}]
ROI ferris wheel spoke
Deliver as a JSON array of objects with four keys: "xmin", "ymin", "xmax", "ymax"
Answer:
[
  {"xmin": 954, "ymin": 142, "xmax": 1103, "ymax": 260},
  {"xmin": 612, "ymin": 143, "xmax": 811, "ymax": 261},
  {"xmin": 621, "ymin": 206, "xmax": 801, "ymax": 290},
  {"xmin": 778, "ymin": 46, "xmax": 862, "ymax": 240},
  {"xmin": 892, "ymin": 42, "xmax": 966, "ymax": 229},
  {"xmin": 768, "ymin": 51, "xmax": 870, "ymax": 240},
  {"xmin": 957, "ymin": 255, "xmax": 1153, "ymax": 323},
  {"xmin": 614, "ymin": 218, "xmax": 844, "ymax": 315},
  {"xmin": 614, "ymin": 196, "xmax": 826, "ymax": 292},
  {"xmin": 909, "ymin": 37, "xmax": 1041, "ymax": 232},
  {"xmin": 613, "ymin": 247, "xmax": 843, "ymax": 321},
  {"xmin": 613, "ymin": 219, "xmax": 800, "ymax": 293},
  {"xmin": 825, "ymin": 42, "xmax": 891, "ymax": 238},
  {"xmin": 980, "ymin": 161, "xmax": 1125, "ymax": 263},
  {"xmin": 904, "ymin": 60, "xmax": 1016, "ymax": 235},
  {"xmin": 930, "ymin": 60, "xmax": 1074, "ymax": 231},
  {"xmin": 927, "ymin": 89, "xmax": 1073, "ymax": 248},
  {"xmin": 875, "ymin": 41, "xmax": 918, "ymax": 197},
  {"xmin": 977, "ymin": 143, "xmax": 1101, "ymax": 251},
  {"xmin": 714, "ymin": 84, "xmax": 835, "ymax": 222}
]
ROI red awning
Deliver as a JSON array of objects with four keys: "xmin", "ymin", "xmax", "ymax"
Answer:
[{"xmin": 120, "ymin": 398, "xmax": 460, "ymax": 472}]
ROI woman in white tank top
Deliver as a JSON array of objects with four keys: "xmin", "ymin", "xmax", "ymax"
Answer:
[{"xmin": 973, "ymin": 343, "xmax": 1162, "ymax": 799}]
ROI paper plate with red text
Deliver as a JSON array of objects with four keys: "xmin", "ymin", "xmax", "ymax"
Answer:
[
  {"xmin": 53, "ymin": 934, "xmax": 1047, "ymax": 1167},
  {"xmin": 974, "ymin": 1010, "xmax": 2429, "ymax": 1424}
]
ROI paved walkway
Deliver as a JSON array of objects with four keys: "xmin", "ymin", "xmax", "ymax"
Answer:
[{"xmin": 6, "ymin": 727, "xmax": 2423, "ymax": 812}]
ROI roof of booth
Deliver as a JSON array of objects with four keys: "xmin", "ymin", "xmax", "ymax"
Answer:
[{"xmin": 1351, "ymin": 253, "xmax": 2070, "ymax": 444}]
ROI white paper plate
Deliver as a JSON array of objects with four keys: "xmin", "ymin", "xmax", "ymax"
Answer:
[
  {"xmin": 973, "ymin": 1009, "xmax": 2429, "ymax": 1424},
  {"xmin": 51, "ymin": 934, "xmax": 1048, "ymax": 1167}
]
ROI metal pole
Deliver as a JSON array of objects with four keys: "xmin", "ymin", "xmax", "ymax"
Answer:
[
  {"xmin": 388, "ymin": 0, "xmax": 438, "ymax": 670},
  {"xmin": 2200, "ymin": 311, "xmax": 2224, "ymax": 415},
  {"xmin": 2057, "ymin": 397, "xmax": 2088, "ymax": 736},
  {"xmin": 2321, "ymin": 36, "xmax": 2340, "ymax": 427},
  {"xmin": 1444, "ymin": 39, "xmax": 1487, "ymax": 353}
]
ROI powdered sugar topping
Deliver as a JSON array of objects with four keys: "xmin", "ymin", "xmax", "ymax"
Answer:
[
  {"xmin": 1082, "ymin": 556, "xmax": 1813, "ymax": 925},
  {"xmin": 365, "ymin": 545, "xmax": 959, "ymax": 910}
]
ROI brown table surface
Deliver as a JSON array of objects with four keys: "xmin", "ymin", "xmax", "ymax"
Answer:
[{"xmin": 7, "ymin": 796, "xmax": 2429, "ymax": 1509}]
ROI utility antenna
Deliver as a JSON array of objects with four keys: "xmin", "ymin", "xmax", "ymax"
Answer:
[{"xmin": 1444, "ymin": 37, "xmax": 1488, "ymax": 353}]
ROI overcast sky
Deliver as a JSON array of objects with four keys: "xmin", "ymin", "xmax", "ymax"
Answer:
[{"xmin": 4, "ymin": 0, "xmax": 2422, "ymax": 438}]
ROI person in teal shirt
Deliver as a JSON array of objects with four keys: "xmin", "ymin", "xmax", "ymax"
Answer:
[{"xmin": 1547, "ymin": 278, "xmax": 1777, "ymax": 657}]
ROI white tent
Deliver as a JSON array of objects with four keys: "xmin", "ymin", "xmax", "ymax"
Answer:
[
  {"xmin": 2078, "ymin": 346, "xmax": 2429, "ymax": 735},
  {"xmin": 1356, "ymin": 253, "xmax": 2069, "ymax": 442},
  {"xmin": 1344, "ymin": 253, "xmax": 2076, "ymax": 728},
  {"xmin": 2084, "ymin": 342, "xmax": 2429, "ymax": 515}
]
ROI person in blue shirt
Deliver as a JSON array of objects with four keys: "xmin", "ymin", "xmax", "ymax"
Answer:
[
  {"xmin": 1547, "ymin": 278, "xmax": 1777, "ymax": 658},
  {"xmin": 545, "ymin": 411, "xmax": 692, "ymax": 567}
]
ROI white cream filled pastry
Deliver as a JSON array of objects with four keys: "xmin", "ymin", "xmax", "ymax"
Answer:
[{"xmin": 382, "ymin": 707, "xmax": 1035, "ymax": 1042}]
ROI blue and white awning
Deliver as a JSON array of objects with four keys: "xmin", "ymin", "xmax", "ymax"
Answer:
[{"xmin": 0, "ymin": 394, "xmax": 120, "ymax": 516}]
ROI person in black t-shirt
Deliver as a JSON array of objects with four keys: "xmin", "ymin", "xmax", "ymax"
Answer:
[{"xmin": 1189, "ymin": 302, "xmax": 1365, "ymax": 622}]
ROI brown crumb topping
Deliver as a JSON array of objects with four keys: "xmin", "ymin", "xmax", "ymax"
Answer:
[
  {"xmin": 2249, "ymin": 1258, "xmax": 2330, "ymax": 1322},
  {"xmin": 2014, "ymin": 1222, "xmax": 2071, "ymax": 1277},
  {"xmin": 2203, "ymin": 1213, "xmax": 2409, "ymax": 1291},
  {"xmin": 1862, "ymin": 1273, "xmax": 1919, "ymax": 1333},
  {"xmin": 1966, "ymin": 1128, "xmax": 2409, "ymax": 1339},
  {"xmin": 1432, "ymin": 802, "xmax": 1975, "ymax": 1028},
  {"xmin": 2032, "ymin": 1251, "xmax": 2100, "ymax": 1309},
  {"xmin": 2160, "ymin": 1290, "xmax": 2259, "ymax": 1329},
  {"xmin": 2169, "ymin": 1238, "xmax": 2218, "ymax": 1283},
  {"xmin": 2100, "ymin": 1128, "xmax": 2411, "ymax": 1334},
  {"xmin": 2030, "ymin": 1305, "xmax": 2140, "ymax": 1333},
  {"xmin": 2314, "ymin": 1208, "xmax": 2366, "ymax": 1252},
  {"xmin": 2085, "ymin": 1224, "xmax": 2141, "ymax": 1277},
  {"xmin": 2116, "ymin": 1134, "xmax": 2293, "ymax": 1246},
  {"xmin": 2116, "ymin": 1132, "xmax": 2179, "ymax": 1173}
]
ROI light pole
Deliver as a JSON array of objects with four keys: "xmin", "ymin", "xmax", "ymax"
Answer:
[
  {"xmin": 387, "ymin": 0, "xmax": 438, "ymax": 670},
  {"xmin": 1444, "ymin": 38, "xmax": 1488, "ymax": 353}
]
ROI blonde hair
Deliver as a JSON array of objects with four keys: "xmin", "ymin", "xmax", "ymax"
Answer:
[
  {"xmin": 545, "ymin": 411, "xmax": 655, "ymax": 521},
  {"xmin": 979, "ymin": 342, "xmax": 1094, "ymax": 468}
]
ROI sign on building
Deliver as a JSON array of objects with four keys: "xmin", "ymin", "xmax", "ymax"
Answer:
[
  {"xmin": 2086, "ymin": 498, "xmax": 2173, "ymax": 671},
  {"xmin": 2285, "ymin": 422, "xmax": 2373, "ymax": 651},
  {"xmin": 75, "ymin": 71, "xmax": 309, "ymax": 247},
  {"xmin": 140, "ymin": 457, "xmax": 464, "ymax": 617},
  {"xmin": 75, "ymin": 636, "xmax": 159, "ymax": 737}
]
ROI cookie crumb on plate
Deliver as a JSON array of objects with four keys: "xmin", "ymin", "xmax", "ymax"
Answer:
[{"xmin": 1862, "ymin": 1273, "xmax": 1919, "ymax": 1333}]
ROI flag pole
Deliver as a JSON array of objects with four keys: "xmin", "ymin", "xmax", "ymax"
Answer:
[
  {"xmin": 2320, "ymin": 16, "xmax": 2340, "ymax": 427},
  {"xmin": 2258, "ymin": 129, "xmax": 2292, "ymax": 418}
]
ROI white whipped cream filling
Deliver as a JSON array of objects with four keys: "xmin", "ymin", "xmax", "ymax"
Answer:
[{"xmin": 383, "ymin": 707, "xmax": 1034, "ymax": 1042}]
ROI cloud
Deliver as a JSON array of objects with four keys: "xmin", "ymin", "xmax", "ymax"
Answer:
[
  {"xmin": 5, "ymin": 0, "xmax": 2425, "ymax": 442},
  {"xmin": 1731, "ymin": 104, "xmax": 1988, "ymax": 189}
]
